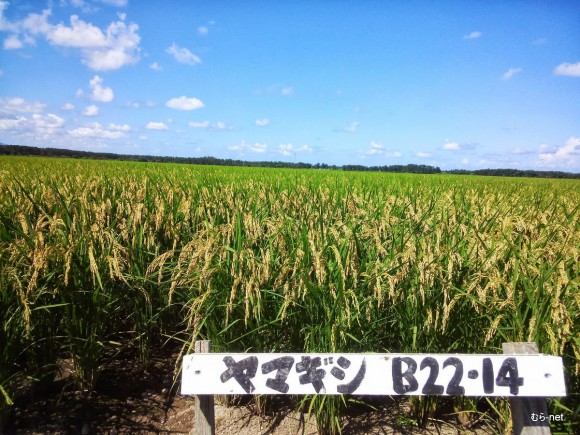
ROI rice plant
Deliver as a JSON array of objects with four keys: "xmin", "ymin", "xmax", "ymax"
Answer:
[{"xmin": 0, "ymin": 156, "xmax": 578, "ymax": 433}]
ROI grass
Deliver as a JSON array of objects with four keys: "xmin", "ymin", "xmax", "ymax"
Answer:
[{"xmin": 0, "ymin": 156, "xmax": 578, "ymax": 433}]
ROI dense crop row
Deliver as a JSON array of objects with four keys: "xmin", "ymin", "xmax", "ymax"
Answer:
[{"xmin": 0, "ymin": 156, "xmax": 578, "ymax": 433}]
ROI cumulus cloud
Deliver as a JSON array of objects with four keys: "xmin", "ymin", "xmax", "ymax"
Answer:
[
  {"xmin": 198, "ymin": 26, "xmax": 208, "ymax": 36},
  {"xmin": 150, "ymin": 61, "xmax": 162, "ymax": 71},
  {"xmin": 108, "ymin": 123, "xmax": 130, "ymax": 131},
  {"xmin": 250, "ymin": 143, "xmax": 267, "ymax": 153},
  {"xmin": 0, "ymin": 112, "xmax": 65, "ymax": 138},
  {"xmin": 228, "ymin": 139, "xmax": 269, "ymax": 154},
  {"xmin": 278, "ymin": 143, "xmax": 312, "ymax": 156},
  {"xmin": 3, "ymin": 34, "xmax": 23, "ymax": 49},
  {"xmin": 553, "ymin": 62, "xmax": 580, "ymax": 77},
  {"xmin": 464, "ymin": 31, "xmax": 482, "ymax": 39},
  {"xmin": 61, "ymin": 103, "xmax": 75, "ymax": 111},
  {"xmin": 166, "ymin": 96, "xmax": 204, "ymax": 110},
  {"xmin": 0, "ymin": 116, "xmax": 27, "ymax": 131},
  {"xmin": 89, "ymin": 75, "xmax": 114, "ymax": 102},
  {"xmin": 0, "ymin": 3, "xmax": 141, "ymax": 71},
  {"xmin": 68, "ymin": 122, "xmax": 125, "ymax": 139},
  {"xmin": 83, "ymin": 104, "xmax": 99, "ymax": 116},
  {"xmin": 188, "ymin": 120, "xmax": 231, "ymax": 130},
  {"xmin": 146, "ymin": 121, "xmax": 168, "ymax": 130},
  {"xmin": 211, "ymin": 121, "xmax": 231, "ymax": 131},
  {"xmin": 537, "ymin": 137, "xmax": 579, "ymax": 168},
  {"xmin": 443, "ymin": 141, "xmax": 461, "ymax": 150},
  {"xmin": 256, "ymin": 118, "xmax": 270, "ymax": 127},
  {"xmin": 360, "ymin": 141, "xmax": 402, "ymax": 158},
  {"xmin": 0, "ymin": 97, "xmax": 46, "ymax": 113},
  {"xmin": 367, "ymin": 141, "xmax": 384, "ymax": 155},
  {"xmin": 166, "ymin": 43, "xmax": 201, "ymax": 65},
  {"xmin": 416, "ymin": 151, "xmax": 431, "ymax": 158},
  {"xmin": 502, "ymin": 67, "xmax": 522, "ymax": 80}
]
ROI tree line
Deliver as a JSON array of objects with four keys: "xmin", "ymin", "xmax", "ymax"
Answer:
[{"xmin": 0, "ymin": 144, "xmax": 578, "ymax": 179}]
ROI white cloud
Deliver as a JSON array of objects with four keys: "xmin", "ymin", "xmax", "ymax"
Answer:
[
  {"xmin": 150, "ymin": 61, "xmax": 162, "ymax": 71},
  {"xmin": 416, "ymin": 151, "xmax": 431, "ymax": 158},
  {"xmin": 281, "ymin": 86, "xmax": 294, "ymax": 96},
  {"xmin": 80, "ymin": 20, "xmax": 141, "ymax": 71},
  {"xmin": 0, "ymin": 2, "xmax": 141, "ymax": 71},
  {"xmin": 45, "ymin": 15, "xmax": 140, "ymax": 71},
  {"xmin": 189, "ymin": 121, "xmax": 210, "ymax": 128},
  {"xmin": 502, "ymin": 67, "xmax": 522, "ymax": 80},
  {"xmin": 360, "ymin": 141, "xmax": 400, "ymax": 158},
  {"xmin": 83, "ymin": 104, "xmax": 99, "ymax": 116},
  {"xmin": 146, "ymin": 121, "xmax": 168, "ymax": 130},
  {"xmin": 510, "ymin": 146, "xmax": 530, "ymax": 155},
  {"xmin": 166, "ymin": 96, "xmax": 204, "ymax": 110},
  {"xmin": 0, "ymin": 112, "xmax": 65, "ymax": 137},
  {"xmin": 3, "ymin": 34, "xmax": 23, "ymax": 49},
  {"xmin": 189, "ymin": 120, "xmax": 232, "ymax": 130},
  {"xmin": 229, "ymin": 139, "xmax": 269, "ymax": 154},
  {"xmin": 61, "ymin": 103, "xmax": 75, "ymax": 111},
  {"xmin": 464, "ymin": 31, "xmax": 482, "ymax": 39},
  {"xmin": 537, "ymin": 137, "xmax": 579, "ymax": 168},
  {"xmin": 31, "ymin": 113, "xmax": 65, "ymax": 133},
  {"xmin": 553, "ymin": 62, "xmax": 580, "ymax": 77},
  {"xmin": 461, "ymin": 158, "xmax": 469, "ymax": 165},
  {"xmin": 367, "ymin": 141, "xmax": 384, "ymax": 155},
  {"xmin": 69, "ymin": 122, "xmax": 125, "ymax": 139},
  {"xmin": 0, "ymin": 97, "xmax": 46, "ymax": 113},
  {"xmin": 256, "ymin": 118, "xmax": 270, "ymax": 127},
  {"xmin": 212, "ymin": 121, "xmax": 231, "ymax": 131},
  {"xmin": 166, "ymin": 43, "xmax": 201, "ymax": 65},
  {"xmin": 443, "ymin": 141, "xmax": 461, "ymax": 150},
  {"xmin": 250, "ymin": 143, "xmax": 267, "ymax": 153},
  {"xmin": 89, "ymin": 75, "xmax": 114, "ymax": 102},
  {"xmin": 48, "ymin": 15, "xmax": 106, "ymax": 47},
  {"xmin": 198, "ymin": 26, "xmax": 208, "ymax": 36},
  {"xmin": 0, "ymin": 116, "xmax": 27, "ymax": 131},
  {"xmin": 108, "ymin": 123, "xmax": 130, "ymax": 131},
  {"xmin": 278, "ymin": 143, "xmax": 311, "ymax": 156}
]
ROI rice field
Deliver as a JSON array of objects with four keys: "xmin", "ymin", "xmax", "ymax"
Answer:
[{"xmin": 0, "ymin": 156, "xmax": 578, "ymax": 433}]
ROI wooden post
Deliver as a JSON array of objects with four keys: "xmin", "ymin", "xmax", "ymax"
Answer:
[
  {"xmin": 193, "ymin": 340, "xmax": 215, "ymax": 435},
  {"xmin": 503, "ymin": 342, "xmax": 550, "ymax": 435}
]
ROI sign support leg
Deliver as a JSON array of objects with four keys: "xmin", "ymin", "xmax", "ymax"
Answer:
[
  {"xmin": 193, "ymin": 340, "xmax": 215, "ymax": 435},
  {"xmin": 503, "ymin": 342, "xmax": 550, "ymax": 435}
]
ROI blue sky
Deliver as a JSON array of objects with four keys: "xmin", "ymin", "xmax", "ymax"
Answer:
[{"xmin": 1, "ymin": 0, "xmax": 579, "ymax": 171}]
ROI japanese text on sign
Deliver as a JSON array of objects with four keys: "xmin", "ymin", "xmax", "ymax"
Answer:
[{"xmin": 181, "ymin": 353, "xmax": 566, "ymax": 397}]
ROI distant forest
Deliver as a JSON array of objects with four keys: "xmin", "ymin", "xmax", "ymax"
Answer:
[{"xmin": 1, "ymin": 144, "xmax": 578, "ymax": 179}]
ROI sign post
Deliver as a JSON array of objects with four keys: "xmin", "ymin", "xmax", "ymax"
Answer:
[
  {"xmin": 503, "ymin": 342, "xmax": 551, "ymax": 435},
  {"xmin": 193, "ymin": 340, "xmax": 215, "ymax": 435}
]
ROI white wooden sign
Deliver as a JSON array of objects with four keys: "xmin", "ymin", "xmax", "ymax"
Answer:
[{"xmin": 181, "ymin": 353, "xmax": 566, "ymax": 397}]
